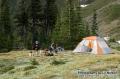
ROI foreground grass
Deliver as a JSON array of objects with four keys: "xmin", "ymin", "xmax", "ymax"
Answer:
[{"xmin": 0, "ymin": 50, "xmax": 120, "ymax": 79}]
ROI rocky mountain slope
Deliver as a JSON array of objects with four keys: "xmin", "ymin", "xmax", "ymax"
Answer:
[{"xmin": 82, "ymin": 0, "xmax": 120, "ymax": 40}]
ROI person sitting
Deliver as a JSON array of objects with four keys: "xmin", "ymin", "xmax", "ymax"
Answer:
[
  {"xmin": 32, "ymin": 41, "xmax": 40, "ymax": 56},
  {"xmin": 49, "ymin": 42, "xmax": 55, "ymax": 53},
  {"xmin": 49, "ymin": 42, "xmax": 58, "ymax": 54}
]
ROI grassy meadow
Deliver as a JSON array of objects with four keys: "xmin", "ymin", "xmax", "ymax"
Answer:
[{"xmin": 0, "ymin": 50, "xmax": 120, "ymax": 79}]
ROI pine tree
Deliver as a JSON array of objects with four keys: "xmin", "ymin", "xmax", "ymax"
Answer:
[
  {"xmin": 85, "ymin": 22, "xmax": 90, "ymax": 36},
  {"xmin": 51, "ymin": 9, "xmax": 64, "ymax": 44},
  {"xmin": 68, "ymin": 0, "xmax": 80, "ymax": 48},
  {"xmin": 66, "ymin": 0, "xmax": 86, "ymax": 48},
  {"xmin": 68, "ymin": 0, "xmax": 75, "ymax": 40},
  {"xmin": 76, "ymin": 0, "xmax": 86, "ymax": 40},
  {"xmin": 28, "ymin": 0, "xmax": 43, "ymax": 44},
  {"xmin": 52, "ymin": 0, "xmax": 86, "ymax": 49},
  {"xmin": 52, "ymin": 15, "xmax": 61, "ymax": 43},
  {"xmin": 0, "ymin": 0, "xmax": 13, "ymax": 51},
  {"xmin": 91, "ymin": 9, "xmax": 98, "ymax": 36},
  {"xmin": 14, "ymin": 0, "xmax": 29, "ymax": 48},
  {"xmin": 53, "ymin": 0, "xmax": 75, "ymax": 49},
  {"xmin": 44, "ymin": 0, "xmax": 58, "ymax": 39}
]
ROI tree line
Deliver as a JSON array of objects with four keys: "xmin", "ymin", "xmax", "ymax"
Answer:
[{"xmin": 0, "ymin": 0, "xmax": 98, "ymax": 52}]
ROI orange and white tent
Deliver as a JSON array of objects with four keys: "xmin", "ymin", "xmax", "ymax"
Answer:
[{"xmin": 73, "ymin": 36, "xmax": 111, "ymax": 55}]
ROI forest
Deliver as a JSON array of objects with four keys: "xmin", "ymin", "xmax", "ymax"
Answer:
[{"xmin": 0, "ymin": 0, "xmax": 102, "ymax": 52}]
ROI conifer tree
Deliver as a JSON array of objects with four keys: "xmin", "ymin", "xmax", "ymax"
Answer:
[
  {"xmin": 91, "ymin": 9, "xmax": 98, "ymax": 36},
  {"xmin": 52, "ymin": 15, "xmax": 61, "ymax": 43},
  {"xmin": 85, "ymin": 22, "xmax": 91, "ymax": 36},
  {"xmin": 52, "ymin": 0, "xmax": 86, "ymax": 49},
  {"xmin": 14, "ymin": 0, "xmax": 29, "ymax": 48},
  {"xmin": 69, "ymin": 0, "xmax": 80, "ymax": 48},
  {"xmin": 0, "ymin": 0, "xmax": 13, "ymax": 51},
  {"xmin": 76, "ymin": 0, "xmax": 86, "ymax": 40},
  {"xmin": 44, "ymin": 0, "xmax": 58, "ymax": 39},
  {"xmin": 28, "ymin": 0, "xmax": 43, "ymax": 43},
  {"xmin": 53, "ymin": 0, "xmax": 75, "ymax": 49},
  {"xmin": 51, "ymin": 9, "xmax": 64, "ymax": 44}
]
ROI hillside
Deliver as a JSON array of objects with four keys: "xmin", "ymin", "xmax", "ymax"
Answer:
[
  {"xmin": 0, "ymin": 50, "xmax": 120, "ymax": 79},
  {"xmin": 82, "ymin": 0, "xmax": 120, "ymax": 40}
]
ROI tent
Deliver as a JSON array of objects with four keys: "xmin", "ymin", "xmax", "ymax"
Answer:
[{"xmin": 73, "ymin": 36, "xmax": 111, "ymax": 55}]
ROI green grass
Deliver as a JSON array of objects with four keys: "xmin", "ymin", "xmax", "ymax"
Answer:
[{"xmin": 0, "ymin": 50, "xmax": 120, "ymax": 79}]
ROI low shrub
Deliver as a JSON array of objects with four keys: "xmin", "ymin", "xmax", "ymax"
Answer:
[
  {"xmin": 30, "ymin": 59, "xmax": 39, "ymax": 65},
  {"xmin": 23, "ymin": 71, "xmax": 30, "ymax": 76},
  {"xmin": 0, "ymin": 64, "xmax": 5, "ymax": 67},
  {"xmin": 0, "ymin": 65, "xmax": 14, "ymax": 74},
  {"xmin": 15, "ymin": 65, "xmax": 36, "ymax": 72},
  {"xmin": 109, "ymin": 42, "xmax": 120, "ymax": 51},
  {"xmin": 8, "ymin": 70, "xmax": 15, "ymax": 74},
  {"xmin": 115, "ymin": 47, "xmax": 120, "ymax": 51},
  {"xmin": 109, "ymin": 38, "xmax": 116, "ymax": 42},
  {"xmin": 23, "ymin": 65, "xmax": 36, "ymax": 71},
  {"xmin": 0, "ymin": 49, "xmax": 9, "ymax": 53},
  {"xmin": 51, "ymin": 59, "xmax": 66, "ymax": 65}
]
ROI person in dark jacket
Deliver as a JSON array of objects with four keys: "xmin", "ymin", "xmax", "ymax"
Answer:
[{"xmin": 32, "ymin": 41, "xmax": 40, "ymax": 56}]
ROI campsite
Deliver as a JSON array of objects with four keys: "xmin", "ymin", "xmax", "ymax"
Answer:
[
  {"xmin": 0, "ymin": 0, "xmax": 120, "ymax": 79},
  {"xmin": 0, "ymin": 36, "xmax": 120, "ymax": 79}
]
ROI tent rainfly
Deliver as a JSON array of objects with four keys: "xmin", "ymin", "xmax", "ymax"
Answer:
[{"xmin": 73, "ymin": 36, "xmax": 111, "ymax": 55}]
